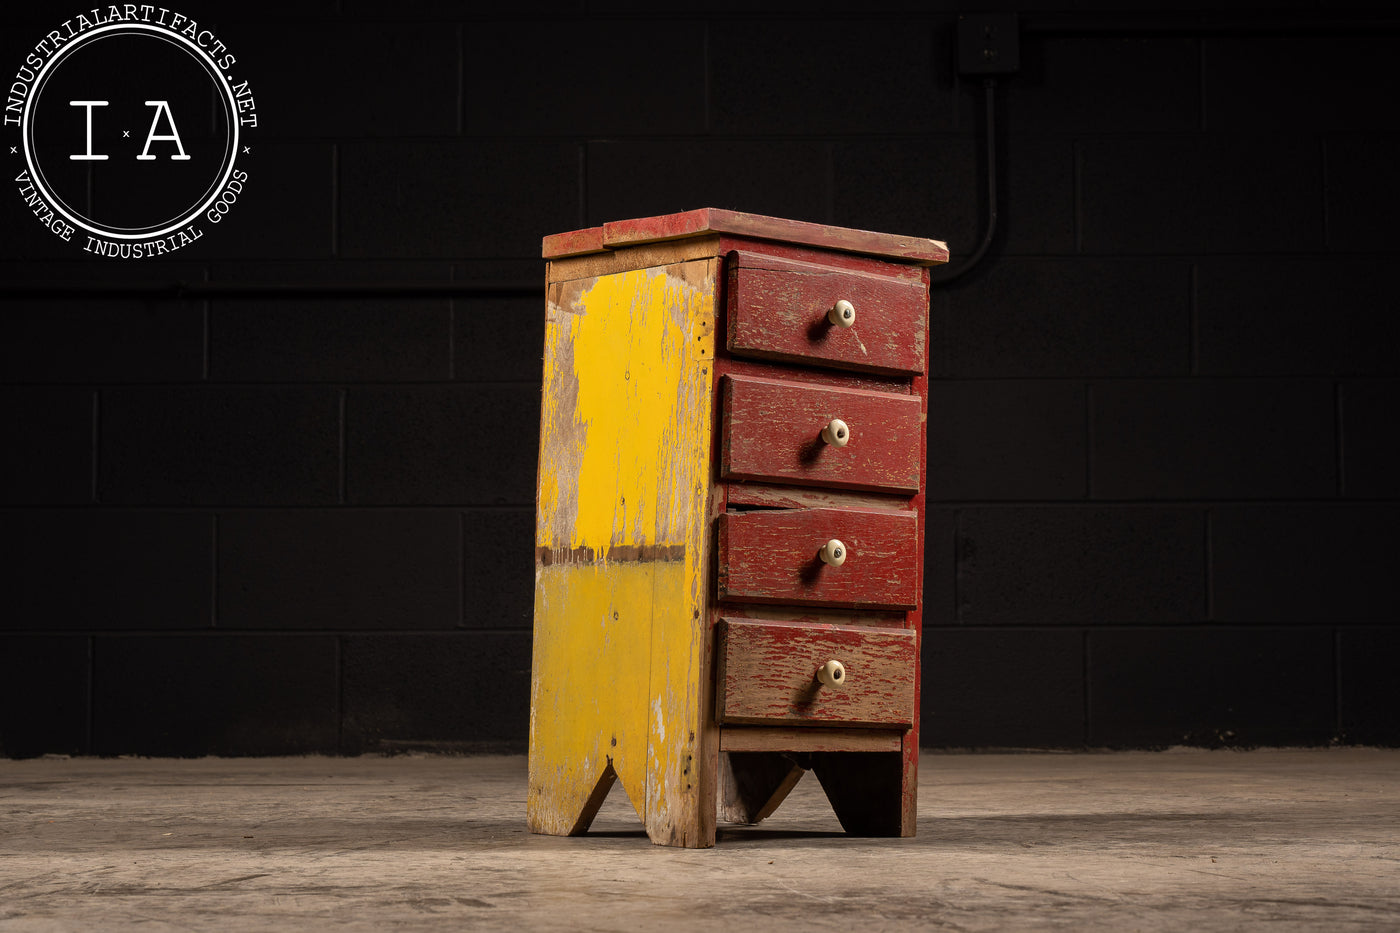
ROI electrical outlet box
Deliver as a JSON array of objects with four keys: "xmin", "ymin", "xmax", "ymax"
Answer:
[{"xmin": 958, "ymin": 13, "xmax": 1020, "ymax": 75}]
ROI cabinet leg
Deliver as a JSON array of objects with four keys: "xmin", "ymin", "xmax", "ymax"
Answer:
[
  {"xmin": 718, "ymin": 752, "xmax": 806, "ymax": 824},
  {"xmin": 528, "ymin": 759, "xmax": 622, "ymax": 837},
  {"xmin": 811, "ymin": 750, "xmax": 916, "ymax": 837}
]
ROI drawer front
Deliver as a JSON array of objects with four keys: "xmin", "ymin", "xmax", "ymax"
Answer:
[
  {"xmin": 726, "ymin": 251, "xmax": 927, "ymax": 376},
  {"xmin": 721, "ymin": 374, "xmax": 922, "ymax": 494},
  {"xmin": 717, "ymin": 617, "xmax": 916, "ymax": 727},
  {"xmin": 718, "ymin": 507, "xmax": 919, "ymax": 609}
]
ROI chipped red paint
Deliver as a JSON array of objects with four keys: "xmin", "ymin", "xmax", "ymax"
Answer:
[
  {"xmin": 716, "ymin": 618, "xmax": 916, "ymax": 726},
  {"xmin": 542, "ymin": 209, "xmax": 950, "ymax": 265},
  {"xmin": 717, "ymin": 507, "xmax": 920, "ymax": 609},
  {"xmin": 721, "ymin": 374, "xmax": 922, "ymax": 494},
  {"xmin": 726, "ymin": 251, "xmax": 928, "ymax": 376}
]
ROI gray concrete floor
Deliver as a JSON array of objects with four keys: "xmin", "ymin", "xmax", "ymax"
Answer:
[{"xmin": 1, "ymin": 750, "xmax": 1397, "ymax": 931}]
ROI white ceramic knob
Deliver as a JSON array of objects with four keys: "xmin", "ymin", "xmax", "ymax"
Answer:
[
  {"xmin": 820, "ymin": 418, "xmax": 850, "ymax": 447},
  {"xmin": 818, "ymin": 538, "xmax": 847, "ymax": 567},
  {"xmin": 817, "ymin": 659, "xmax": 847, "ymax": 689},
  {"xmin": 827, "ymin": 299, "xmax": 855, "ymax": 328}
]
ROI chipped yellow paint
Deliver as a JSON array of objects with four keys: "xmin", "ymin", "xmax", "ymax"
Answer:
[{"xmin": 529, "ymin": 259, "xmax": 718, "ymax": 847}]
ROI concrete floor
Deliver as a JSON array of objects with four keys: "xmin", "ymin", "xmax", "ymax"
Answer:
[{"xmin": 1, "ymin": 750, "xmax": 1397, "ymax": 931}]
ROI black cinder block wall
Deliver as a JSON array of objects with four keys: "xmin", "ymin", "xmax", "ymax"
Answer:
[{"xmin": 2, "ymin": 5, "xmax": 1396, "ymax": 757}]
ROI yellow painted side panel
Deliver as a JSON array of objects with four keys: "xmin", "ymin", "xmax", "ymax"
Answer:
[{"xmin": 529, "ymin": 259, "xmax": 717, "ymax": 847}]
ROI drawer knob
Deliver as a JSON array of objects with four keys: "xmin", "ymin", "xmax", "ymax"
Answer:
[
  {"xmin": 827, "ymin": 299, "xmax": 856, "ymax": 328},
  {"xmin": 820, "ymin": 418, "xmax": 850, "ymax": 447},
  {"xmin": 818, "ymin": 538, "xmax": 847, "ymax": 567},
  {"xmin": 816, "ymin": 659, "xmax": 847, "ymax": 689}
]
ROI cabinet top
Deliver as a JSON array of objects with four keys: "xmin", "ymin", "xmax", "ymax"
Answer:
[{"xmin": 542, "ymin": 208, "xmax": 950, "ymax": 266}]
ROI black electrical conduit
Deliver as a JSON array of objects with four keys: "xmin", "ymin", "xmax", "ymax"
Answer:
[{"xmin": 928, "ymin": 76, "xmax": 998, "ymax": 286}]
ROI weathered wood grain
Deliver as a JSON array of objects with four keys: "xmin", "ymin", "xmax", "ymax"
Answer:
[
  {"xmin": 540, "ymin": 208, "xmax": 951, "ymax": 265},
  {"xmin": 725, "ymin": 481, "xmax": 914, "ymax": 513},
  {"xmin": 718, "ymin": 752, "xmax": 807, "ymax": 824},
  {"xmin": 726, "ymin": 251, "xmax": 928, "ymax": 376},
  {"xmin": 530, "ymin": 258, "xmax": 720, "ymax": 848},
  {"xmin": 716, "ymin": 618, "xmax": 917, "ymax": 726},
  {"xmin": 721, "ymin": 373, "xmax": 922, "ymax": 494},
  {"xmin": 717, "ymin": 507, "xmax": 920, "ymax": 609},
  {"xmin": 719, "ymin": 727, "xmax": 903, "ymax": 753}
]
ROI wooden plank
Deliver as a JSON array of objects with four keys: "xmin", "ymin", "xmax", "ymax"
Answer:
[
  {"xmin": 718, "ymin": 507, "xmax": 920, "ymax": 609},
  {"xmin": 717, "ymin": 603, "xmax": 909, "ymax": 629},
  {"xmin": 727, "ymin": 251, "xmax": 928, "ymax": 376},
  {"xmin": 719, "ymin": 727, "xmax": 903, "ymax": 753},
  {"xmin": 565, "ymin": 208, "xmax": 950, "ymax": 265},
  {"xmin": 716, "ymin": 618, "xmax": 917, "ymax": 726},
  {"xmin": 540, "ymin": 225, "xmax": 606, "ymax": 259},
  {"xmin": 718, "ymin": 752, "xmax": 806, "ymax": 824},
  {"xmin": 529, "ymin": 257, "xmax": 720, "ymax": 848},
  {"xmin": 725, "ymin": 482, "xmax": 914, "ymax": 513},
  {"xmin": 721, "ymin": 373, "xmax": 922, "ymax": 494}
]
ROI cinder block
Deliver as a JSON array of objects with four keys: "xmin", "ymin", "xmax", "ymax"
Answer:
[
  {"xmin": 339, "ymin": 140, "xmax": 579, "ymax": 259},
  {"xmin": 1087, "ymin": 626, "xmax": 1334, "ymax": 748},
  {"xmin": 462, "ymin": 509, "xmax": 534, "ymax": 629},
  {"xmin": 922, "ymin": 627, "xmax": 1084, "ymax": 748},
  {"xmin": 832, "ymin": 138, "xmax": 978, "ymax": 257},
  {"xmin": 218, "ymin": 510, "xmax": 461, "ymax": 630},
  {"xmin": 1212, "ymin": 505, "xmax": 1399, "ymax": 624},
  {"xmin": 0, "ymin": 636, "xmax": 89, "ymax": 757},
  {"xmin": 1091, "ymin": 379, "xmax": 1336, "ymax": 500},
  {"xmin": 1204, "ymin": 38, "xmax": 1397, "ymax": 133},
  {"xmin": 1006, "ymin": 37, "xmax": 1199, "ymax": 133},
  {"xmin": 463, "ymin": 20, "xmax": 705, "ymax": 136},
  {"xmin": 586, "ymin": 141, "xmax": 829, "ymax": 228},
  {"xmin": 923, "ymin": 506, "xmax": 957, "ymax": 627},
  {"xmin": 1326, "ymin": 138, "xmax": 1400, "ymax": 252},
  {"xmin": 1198, "ymin": 259, "xmax": 1400, "ymax": 376},
  {"xmin": 0, "ymin": 388, "xmax": 93, "ymax": 505},
  {"xmin": 454, "ymin": 295, "xmax": 543, "ymax": 383},
  {"xmin": 1339, "ymin": 627, "xmax": 1400, "ymax": 746},
  {"xmin": 89, "ymin": 143, "xmax": 334, "ymax": 261},
  {"xmin": 99, "ymin": 386, "xmax": 340, "ymax": 505},
  {"xmin": 210, "ymin": 300, "xmax": 451, "ymax": 382},
  {"xmin": 927, "ymin": 380, "xmax": 1086, "ymax": 500},
  {"xmin": 1080, "ymin": 137, "xmax": 1322, "ymax": 254},
  {"xmin": 341, "ymin": 632, "xmax": 530, "ymax": 754},
  {"xmin": 92, "ymin": 635, "xmax": 339, "ymax": 756},
  {"xmin": 1001, "ymin": 135, "xmax": 1076, "ymax": 256},
  {"xmin": 943, "ymin": 258, "xmax": 1190, "ymax": 377},
  {"xmin": 1342, "ymin": 380, "xmax": 1400, "ymax": 498},
  {"xmin": 709, "ymin": 19, "xmax": 952, "ymax": 135},
  {"xmin": 957, "ymin": 507, "xmax": 1206, "ymax": 625},
  {"xmin": 242, "ymin": 24, "xmax": 459, "ymax": 138},
  {"xmin": 0, "ymin": 290, "xmax": 204, "ymax": 385},
  {"xmin": 0, "ymin": 510, "xmax": 212, "ymax": 630},
  {"xmin": 345, "ymin": 385, "xmax": 539, "ymax": 505}
]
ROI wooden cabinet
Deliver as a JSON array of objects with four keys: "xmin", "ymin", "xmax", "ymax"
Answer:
[{"xmin": 529, "ymin": 209, "xmax": 947, "ymax": 848}]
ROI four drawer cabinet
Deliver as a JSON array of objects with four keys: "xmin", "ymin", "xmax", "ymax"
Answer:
[{"xmin": 529, "ymin": 209, "xmax": 947, "ymax": 847}]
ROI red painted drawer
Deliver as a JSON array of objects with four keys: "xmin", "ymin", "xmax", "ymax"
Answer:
[
  {"xmin": 726, "ymin": 251, "xmax": 927, "ymax": 376},
  {"xmin": 716, "ymin": 617, "xmax": 916, "ymax": 727},
  {"xmin": 717, "ymin": 507, "xmax": 920, "ymax": 609},
  {"xmin": 721, "ymin": 374, "xmax": 922, "ymax": 494}
]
